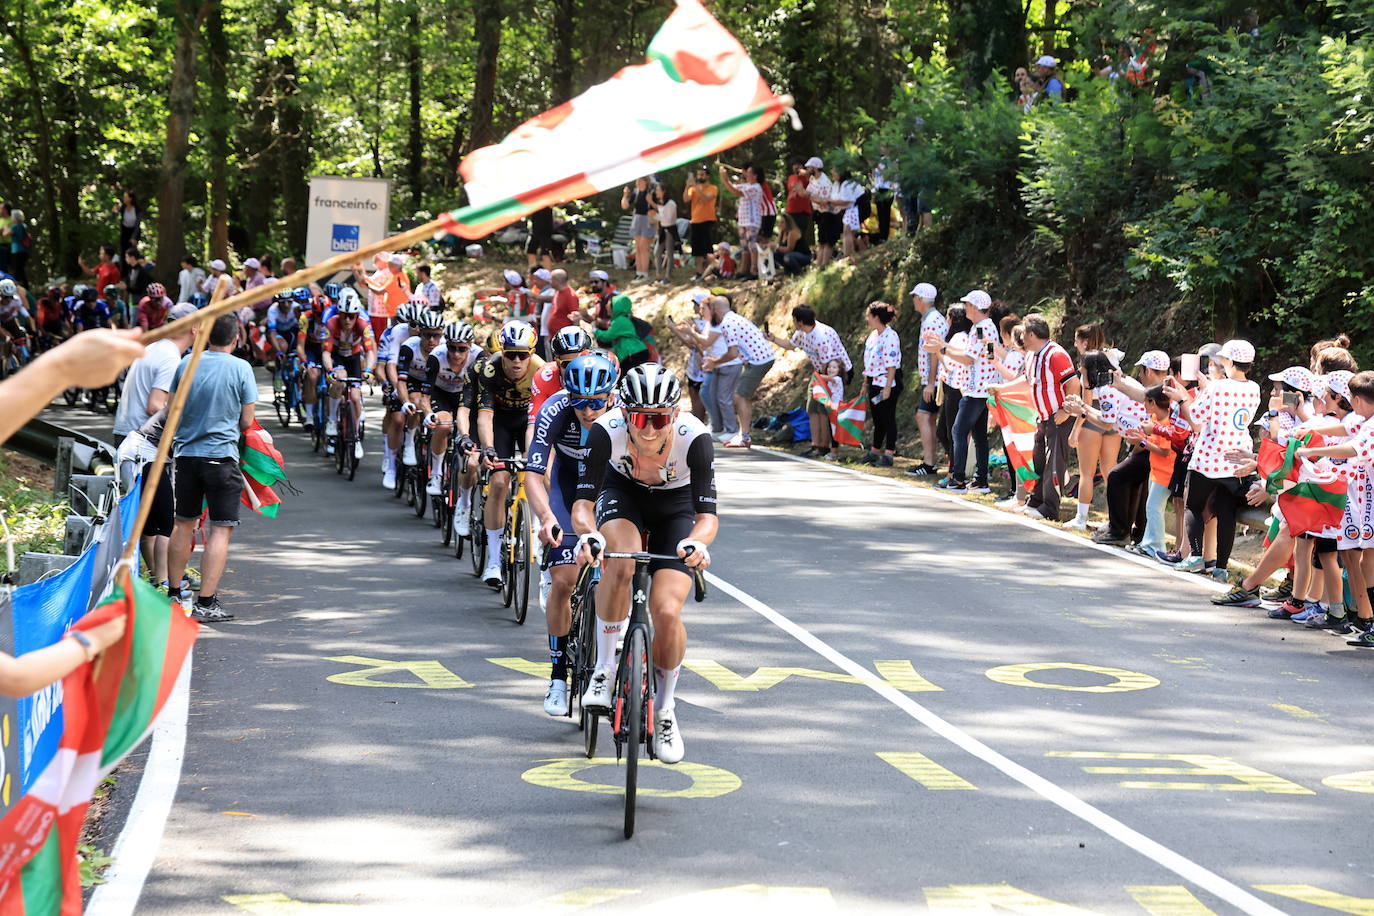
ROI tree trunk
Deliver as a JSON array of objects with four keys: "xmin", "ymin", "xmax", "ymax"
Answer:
[
  {"xmin": 239, "ymin": 1, "xmax": 290, "ymax": 254},
  {"xmin": 277, "ymin": 52, "xmax": 310, "ymax": 255},
  {"xmin": 467, "ymin": 0, "xmax": 503, "ymax": 154},
  {"xmin": 946, "ymin": 0, "xmax": 1027, "ymax": 92},
  {"xmin": 406, "ymin": 4, "xmax": 424, "ymax": 211},
  {"xmin": 155, "ymin": 0, "xmax": 209, "ymax": 279},
  {"xmin": 551, "ymin": 0, "xmax": 575, "ymax": 104},
  {"xmin": 1041, "ymin": 0, "xmax": 1056, "ymax": 56},
  {"xmin": 205, "ymin": 0, "xmax": 230, "ymax": 260},
  {"xmin": 6, "ymin": 7, "xmax": 65, "ymax": 272}
]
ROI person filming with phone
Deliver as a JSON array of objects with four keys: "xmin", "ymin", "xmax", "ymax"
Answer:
[{"xmin": 938, "ymin": 289, "xmax": 999, "ymax": 493}]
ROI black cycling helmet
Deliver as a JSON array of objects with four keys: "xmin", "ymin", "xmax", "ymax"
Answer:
[{"xmin": 550, "ymin": 326, "xmax": 592, "ymax": 360}]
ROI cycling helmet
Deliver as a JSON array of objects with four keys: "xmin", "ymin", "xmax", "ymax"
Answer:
[
  {"xmin": 292, "ymin": 286, "xmax": 311, "ymax": 303},
  {"xmin": 443, "ymin": 321, "xmax": 475, "ymax": 345},
  {"xmin": 498, "ymin": 320, "xmax": 537, "ymax": 352},
  {"xmin": 0, "ymin": 279, "xmax": 16, "ymax": 297},
  {"xmin": 80, "ymin": 286, "xmax": 98, "ymax": 302},
  {"xmin": 395, "ymin": 304, "xmax": 418, "ymax": 326},
  {"xmin": 550, "ymin": 326, "xmax": 592, "ymax": 360},
  {"xmin": 589, "ymin": 347, "xmax": 620, "ymax": 372},
  {"xmin": 618, "ymin": 363, "xmax": 680, "ymax": 409},
  {"xmin": 563, "ymin": 353, "xmax": 618, "ymax": 398},
  {"xmin": 336, "ymin": 287, "xmax": 363, "ymax": 313},
  {"xmin": 190, "ymin": 292, "xmax": 209, "ymax": 309},
  {"xmin": 71, "ymin": 284, "xmax": 89, "ymax": 298},
  {"xmin": 323, "ymin": 281, "xmax": 343, "ymax": 302},
  {"xmin": 415, "ymin": 309, "xmax": 445, "ymax": 332},
  {"xmin": 146, "ymin": 282, "xmax": 166, "ymax": 299},
  {"xmin": 273, "ymin": 288, "xmax": 294, "ymax": 302}
]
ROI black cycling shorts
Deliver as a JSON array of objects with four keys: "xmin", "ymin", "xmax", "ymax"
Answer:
[
  {"xmin": 304, "ymin": 344, "xmax": 324, "ymax": 367},
  {"xmin": 489, "ymin": 408, "xmax": 528, "ymax": 460},
  {"xmin": 431, "ymin": 389, "xmax": 462, "ymax": 416},
  {"xmin": 335, "ymin": 352, "xmax": 363, "ymax": 385},
  {"xmin": 595, "ymin": 471, "xmax": 696, "ymax": 575},
  {"xmin": 173, "ymin": 456, "xmax": 244, "ymax": 527}
]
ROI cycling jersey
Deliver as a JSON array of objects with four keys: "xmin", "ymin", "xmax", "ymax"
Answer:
[
  {"xmin": 467, "ymin": 351, "xmax": 546, "ymax": 413},
  {"xmin": 527, "ymin": 361, "xmax": 564, "ymax": 422},
  {"xmin": 299, "ymin": 310, "xmax": 326, "ymax": 363},
  {"xmin": 376, "ymin": 322, "xmax": 413, "ymax": 364},
  {"xmin": 425, "ymin": 343, "xmax": 483, "ymax": 395},
  {"xmin": 266, "ymin": 303, "xmax": 300, "ymax": 334},
  {"xmin": 321, "ymin": 314, "xmax": 376, "ymax": 358},
  {"xmin": 72, "ymin": 300, "xmax": 113, "ymax": 331},
  {"xmin": 0, "ymin": 296, "xmax": 26, "ymax": 323},
  {"xmin": 577, "ymin": 410, "xmax": 716, "ymax": 509},
  {"xmin": 527, "ymin": 390, "xmax": 592, "ymax": 566},
  {"xmin": 397, "ymin": 336, "xmax": 441, "ymax": 385}
]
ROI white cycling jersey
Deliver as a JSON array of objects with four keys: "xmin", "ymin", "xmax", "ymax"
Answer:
[
  {"xmin": 426, "ymin": 343, "xmax": 483, "ymax": 394},
  {"xmin": 377, "ymin": 321, "xmax": 413, "ymax": 364}
]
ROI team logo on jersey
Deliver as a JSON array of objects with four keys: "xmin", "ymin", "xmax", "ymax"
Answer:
[
  {"xmin": 1231, "ymin": 408, "xmax": 1251, "ymax": 430},
  {"xmin": 1346, "ymin": 524, "xmax": 1361, "ymax": 541},
  {"xmin": 1364, "ymin": 524, "xmax": 1374, "ymax": 541}
]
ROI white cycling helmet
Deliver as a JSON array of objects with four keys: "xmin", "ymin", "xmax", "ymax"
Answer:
[
  {"xmin": 395, "ymin": 303, "xmax": 419, "ymax": 325},
  {"xmin": 0, "ymin": 279, "xmax": 16, "ymax": 297},
  {"xmin": 414, "ymin": 309, "xmax": 445, "ymax": 332},
  {"xmin": 619, "ymin": 363, "xmax": 681, "ymax": 409},
  {"xmin": 336, "ymin": 287, "xmax": 363, "ymax": 313},
  {"xmin": 444, "ymin": 321, "xmax": 475, "ymax": 345}
]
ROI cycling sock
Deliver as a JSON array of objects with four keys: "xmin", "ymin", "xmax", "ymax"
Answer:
[
  {"xmin": 458, "ymin": 486, "xmax": 471, "ymax": 512},
  {"xmin": 327, "ymin": 397, "xmax": 340, "ymax": 422},
  {"xmin": 595, "ymin": 616, "xmax": 625, "ymax": 672},
  {"xmin": 430, "ymin": 451, "xmax": 442, "ymax": 478},
  {"xmin": 404, "ymin": 427, "xmax": 417, "ymax": 449},
  {"xmin": 485, "ymin": 528, "xmax": 502, "ymax": 562},
  {"xmin": 655, "ymin": 665, "xmax": 681, "ymax": 714},
  {"xmin": 549, "ymin": 634, "xmax": 568, "ymax": 681}
]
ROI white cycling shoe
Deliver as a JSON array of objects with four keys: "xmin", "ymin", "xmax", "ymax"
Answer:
[
  {"xmin": 454, "ymin": 513, "xmax": 470, "ymax": 537},
  {"xmin": 426, "ymin": 475, "xmax": 442, "ymax": 496},
  {"xmin": 326, "ymin": 419, "xmax": 338, "ymax": 437},
  {"xmin": 544, "ymin": 680, "xmax": 569, "ymax": 717},
  {"xmin": 481, "ymin": 557, "xmax": 502, "ymax": 589},
  {"xmin": 581, "ymin": 669, "xmax": 612, "ymax": 712},
  {"xmin": 354, "ymin": 440, "xmax": 365, "ymax": 461},
  {"xmin": 402, "ymin": 441, "xmax": 418, "ymax": 466},
  {"xmin": 653, "ymin": 709, "xmax": 684, "ymax": 764}
]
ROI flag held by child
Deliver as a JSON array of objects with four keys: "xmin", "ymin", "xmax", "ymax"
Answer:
[{"xmin": 811, "ymin": 373, "xmax": 864, "ymax": 448}]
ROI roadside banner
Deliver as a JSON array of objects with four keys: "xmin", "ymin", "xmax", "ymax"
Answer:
[{"xmin": 305, "ymin": 176, "xmax": 392, "ymax": 268}]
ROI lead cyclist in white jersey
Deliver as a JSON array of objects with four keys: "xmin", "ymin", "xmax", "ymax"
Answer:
[{"xmin": 573, "ymin": 363, "xmax": 717, "ymax": 764}]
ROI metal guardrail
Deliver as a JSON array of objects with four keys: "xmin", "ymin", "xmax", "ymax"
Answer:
[{"xmin": 6, "ymin": 417, "xmax": 117, "ymax": 484}]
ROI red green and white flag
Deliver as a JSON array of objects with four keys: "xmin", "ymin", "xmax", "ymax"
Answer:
[
  {"xmin": 988, "ymin": 385, "xmax": 1040, "ymax": 483},
  {"xmin": 1278, "ymin": 460, "xmax": 1347, "ymax": 538},
  {"xmin": 1260, "ymin": 435, "xmax": 1309, "ymax": 495},
  {"xmin": 0, "ymin": 569, "xmax": 197, "ymax": 914},
  {"xmin": 441, "ymin": 0, "xmax": 789, "ymax": 240},
  {"xmin": 240, "ymin": 422, "xmax": 288, "ymax": 518},
  {"xmin": 810, "ymin": 373, "xmax": 866, "ymax": 447}
]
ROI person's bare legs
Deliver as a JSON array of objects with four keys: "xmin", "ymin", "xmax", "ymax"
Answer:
[
  {"xmin": 916, "ymin": 408, "xmax": 937, "ymax": 466},
  {"xmin": 167, "ymin": 518, "xmax": 197, "ymax": 598},
  {"xmin": 735, "ymin": 393, "xmax": 754, "ymax": 437},
  {"xmin": 196, "ymin": 525, "xmax": 235, "ymax": 597},
  {"xmin": 1239, "ymin": 529, "xmax": 1296, "ymax": 591}
]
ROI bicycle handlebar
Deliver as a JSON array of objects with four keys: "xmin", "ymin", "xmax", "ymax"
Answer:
[{"xmin": 589, "ymin": 547, "xmax": 708, "ymax": 602}]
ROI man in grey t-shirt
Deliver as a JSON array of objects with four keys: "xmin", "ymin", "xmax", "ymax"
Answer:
[{"xmin": 166, "ymin": 312, "xmax": 258, "ymax": 623}]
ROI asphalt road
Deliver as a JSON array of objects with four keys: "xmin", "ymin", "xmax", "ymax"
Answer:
[{"xmin": 38, "ymin": 386, "xmax": 1374, "ymax": 915}]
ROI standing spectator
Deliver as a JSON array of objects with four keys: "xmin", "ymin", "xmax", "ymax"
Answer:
[
  {"xmin": 240, "ymin": 256, "xmax": 268, "ymax": 314},
  {"xmin": 579, "ymin": 269, "xmax": 615, "ymax": 330},
  {"xmin": 414, "ymin": 264, "xmax": 441, "ymax": 309},
  {"xmin": 939, "ymin": 290, "xmax": 998, "ymax": 492},
  {"xmin": 776, "ymin": 213, "xmax": 812, "ymax": 275},
  {"xmin": 1015, "ymin": 315, "xmax": 1080, "ymax": 521},
  {"xmin": 1035, "ymin": 56, "xmax": 1065, "ymax": 100},
  {"xmin": 924, "ymin": 304, "xmax": 971, "ymax": 482},
  {"xmin": 1174, "ymin": 339, "xmax": 1261, "ymax": 574},
  {"xmin": 693, "ymin": 295, "xmax": 773, "ymax": 447},
  {"xmin": 80, "ymin": 245, "xmax": 125, "ymax": 300},
  {"xmin": 785, "ymin": 161, "xmax": 814, "ymax": 249},
  {"xmin": 766, "ymin": 304, "xmax": 852, "ymax": 459},
  {"xmin": 861, "ymin": 302, "xmax": 902, "ymax": 467},
  {"xmin": 684, "ymin": 165, "xmax": 719, "ymax": 280},
  {"xmin": 0, "ymin": 203, "xmax": 11, "ymax": 275},
  {"xmin": 871, "ymin": 158, "xmax": 897, "ymax": 242},
  {"xmin": 526, "ymin": 206, "xmax": 555, "ymax": 271},
  {"xmin": 530, "ymin": 267, "xmax": 555, "ymax": 354},
  {"xmin": 177, "ymin": 255, "xmax": 206, "ymax": 304},
  {"xmin": 671, "ymin": 293, "xmax": 728, "ymax": 429},
  {"xmin": 594, "ymin": 294, "xmax": 651, "ymax": 372},
  {"xmin": 719, "ymin": 163, "xmax": 763, "ymax": 280},
  {"xmin": 805, "ymin": 158, "xmax": 841, "ymax": 268},
  {"xmin": 756, "ymin": 170, "xmax": 779, "ymax": 280},
  {"xmin": 201, "ymin": 258, "xmax": 239, "ymax": 301},
  {"xmin": 545, "ymin": 269, "xmax": 580, "ymax": 338},
  {"xmin": 621, "ymin": 176, "xmax": 655, "ymax": 282},
  {"xmin": 279, "ymin": 256, "xmax": 297, "ymax": 278},
  {"xmin": 114, "ymin": 303, "xmax": 198, "ymax": 589},
  {"xmin": 137, "ymin": 283, "xmax": 173, "ymax": 331},
  {"xmin": 1127, "ymin": 385, "xmax": 1182, "ymax": 561},
  {"xmin": 166, "ymin": 312, "xmax": 259, "ymax": 623},
  {"xmin": 353, "ymin": 253, "xmax": 410, "ymax": 338},
  {"xmin": 2, "ymin": 210, "xmax": 30, "ymax": 287},
  {"xmin": 123, "ymin": 248, "xmax": 156, "ymax": 302},
  {"xmin": 114, "ymin": 190, "xmax": 141, "ymax": 254},
  {"xmin": 652, "ymin": 184, "xmax": 679, "ymax": 284},
  {"xmin": 1093, "ymin": 350, "xmax": 1171, "ymax": 544},
  {"xmin": 836, "ymin": 170, "xmax": 866, "ymax": 259},
  {"xmin": 907, "ymin": 282, "xmax": 947, "ymax": 477},
  {"xmin": 1065, "ymin": 324, "xmax": 1118, "ymax": 531}
]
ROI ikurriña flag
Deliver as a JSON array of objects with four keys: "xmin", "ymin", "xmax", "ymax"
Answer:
[
  {"xmin": 0, "ymin": 569, "xmax": 197, "ymax": 914},
  {"xmin": 1278, "ymin": 459, "xmax": 1347, "ymax": 538},
  {"xmin": 988, "ymin": 385, "xmax": 1039, "ymax": 483},
  {"xmin": 240, "ymin": 422, "xmax": 289, "ymax": 518},
  {"xmin": 443, "ymin": 0, "xmax": 788, "ymax": 240},
  {"xmin": 810, "ymin": 373, "xmax": 864, "ymax": 448}
]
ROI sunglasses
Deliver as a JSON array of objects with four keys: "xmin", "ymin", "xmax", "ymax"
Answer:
[
  {"xmin": 450, "ymin": 345, "xmax": 471, "ymax": 354},
  {"xmin": 422, "ymin": 331, "xmax": 443, "ymax": 339},
  {"xmin": 625, "ymin": 409, "xmax": 674, "ymax": 430},
  {"xmin": 570, "ymin": 396, "xmax": 609, "ymax": 410},
  {"xmin": 504, "ymin": 350, "xmax": 532, "ymax": 361}
]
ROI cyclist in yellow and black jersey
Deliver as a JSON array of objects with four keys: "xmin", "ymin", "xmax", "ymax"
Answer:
[{"xmin": 467, "ymin": 320, "xmax": 545, "ymax": 586}]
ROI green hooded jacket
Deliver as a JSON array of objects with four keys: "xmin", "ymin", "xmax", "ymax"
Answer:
[{"xmin": 594, "ymin": 294, "xmax": 649, "ymax": 361}]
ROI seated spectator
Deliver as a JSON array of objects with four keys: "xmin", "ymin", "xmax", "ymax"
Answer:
[
  {"xmin": 776, "ymin": 213, "xmax": 812, "ymax": 276},
  {"xmin": 701, "ymin": 242, "xmax": 736, "ymax": 282}
]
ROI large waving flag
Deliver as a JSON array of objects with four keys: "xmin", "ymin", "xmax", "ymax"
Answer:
[
  {"xmin": 1278, "ymin": 459, "xmax": 1347, "ymax": 538},
  {"xmin": 1260, "ymin": 435, "xmax": 1310, "ymax": 495},
  {"xmin": 988, "ymin": 385, "xmax": 1039, "ymax": 483},
  {"xmin": 443, "ymin": 0, "xmax": 788, "ymax": 240},
  {"xmin": 0, "ymin": 570, "xmax": 197, "ymax": 914},
  {"xmin": 240, "ymin": 422, "xmax": 289, "ymax": 518}
]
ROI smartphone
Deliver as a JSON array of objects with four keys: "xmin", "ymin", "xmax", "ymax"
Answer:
[
  {"xmin": 1180, "ymin": 353, "xmax": 1200, "ymax": 381},
  {"xmin": 1282, "ymin": 390, "xmax": 1301, "ymax": 409},
  {"xmin": 986, "ymin": 341, "xmax": 995, "ymax": 358}
]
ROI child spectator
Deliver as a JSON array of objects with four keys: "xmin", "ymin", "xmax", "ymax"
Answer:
[{"xmin": 1127, "ymin": 386, "xmax": 1180, "ymax": 560}]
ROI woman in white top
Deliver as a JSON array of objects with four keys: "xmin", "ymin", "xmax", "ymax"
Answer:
[
  {"xmin": 836, "ymin": 171, "xmax": 866, "ymax": 259},
  {"xmin": 652, "ymin": 184, "xmax": 678, "ymax": 284},
  {"xmin": 861, "ymin": 301, "xmax": 902, "ymax": 467}
]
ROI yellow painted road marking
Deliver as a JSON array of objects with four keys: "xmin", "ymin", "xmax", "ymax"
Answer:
[
  {"xmin": 521, "ymin": 757, "xmax": 742, "ymax": 798},
  {"xmin": 873, "ymin": 660, "xmax": 944, "ymax": 692},
  {"xmin": 985, "ymin": 663, "xmax": 1160, "ymax": 693},
  {"xmin": 487, "ymin": 656, "xmax": 549, "ymax": 678},
  {"xmin": 1126, "ymin": 886, "xmax": 1221, "ymax": 915},
  {"xmin": 1270, "ymin": 702, "xmax": 1324, "ymax": 720},
  {"xmin": 922, "ymin": 884, "xmax": 1104, "ymax": 913},
  {"xmin": 324, "ymin": 656, "xmax": 472, "ymax": 689},
  {"xmin": 1321, "ymin": 770, "xmax": 1374, "ymax": 793},
  {"xmin": 877, "ymin": 752, "xmax": 978, "ymax": 790},
  {"xmin": 1252, "ymin": 885, "xmax": 1374, "ymax": 914},
  {"xmin": 1047, "ymin": 753, "xmax": 1314, "ymax": 794},
  {"xmin": 657, "ymin": 885, "xmax": 836, "ymax": 912},
  {"xmin": 525, "ymin": 888, "xmax": 641, "ymax": 912},
  {"xmin": 223, "ymin": 893, "xmax": 360, "ymax": 914},
  {"xmin": 682, "ymin": 658, "xmax": 942, "ymax": 692}
]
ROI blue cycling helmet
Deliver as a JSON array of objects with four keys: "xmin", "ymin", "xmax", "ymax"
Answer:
[
  {"xmin": 190, "ymin": 292, "xmax": 209, "ymax": 309},
  {"xmin": 562, "ymin": 353, "xmax": 618, "ymax": 398},
  {"xmin": 323, "ymin": 281, "xmax": 343, "ymax": 302},
  {"xmin": 292, "ymin": 286, "xmax": 311, "ymax": 303}
]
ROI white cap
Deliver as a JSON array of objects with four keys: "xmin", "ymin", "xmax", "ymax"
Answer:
[
  {"xmin": 717, "ymin": 241, "xmax": 731, "ymax": 251},
  {"xmin": 464, "ymin": 243, "xmax": 483, "ymax": 257},
  {"xmin": 691, "ymin": 291, "xmax": 710, "ymax": 305},
  {"xmin": 1326, "ymin": 370, "xmax": 1354, "ymax": 401},
  {"xmin": 909, "ymin": 282, "xmax": 937, "ymax": 300},
  {"xmin": 1105, "ymin": 347, "xmax": 1125, "ymax": 368},
  {"xmin": 589, "ymin": 269, "xmax": 610, "ymax": 282},
  {"xmin": 168, "ymin": 303, "xmax": 199, "ymax": 321},
  {"xmin": 243, "ymin": 257, "xmax": 261, "ymax": 270},
  {"xmin": 1135, "ymin": 350, "xmax": 1169, "ymax": 371},
  {"xmin": 208, "ymin": 259, "xmax": 226, "ymax": 272},
  {"xmin": 533, "ymin": 268, "xmax": 552, "ymax": 283},
  {"xmin": 388, "ymin": 253, "xmax": 405, "ymax": 266},
  {"xmin": 503, "ymin": 269, "xmax": 523, "ymax": 286},
  {"xmin": 960, "ymin": 289, "xmax": 992, "ymax": 312},
  {"xmin": 1267, "ymin": 366, "xmax": 1315, "ymax": 392},
  {"xmin": 1037, "ymin": 55, "xmax": 1057, "ymax": 68},
  {"xmin": 804, "ymin": 156, "xmax": 824, "ymax": 169},
  {"xmin": 1218, "ymin": 339, "xmax": 1255, "ymax": 363}
]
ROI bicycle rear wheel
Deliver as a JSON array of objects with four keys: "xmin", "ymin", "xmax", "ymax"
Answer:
[
  {"xmin": 501, "ymin": 518, "xmax": 516, "ymax": 608},
  {"xmin": 336, "ymin": 402, "xmax": 352, "ymax": 476},
  {"xmin": 513, "ymin": 502, "xmax": 531, "ymax": 625},
  {"xmin": 620, "ymin": 627, "xmax": 648, "ymax": 839},
  {"xmin": 274, "ymin": 380, "xmax": 290, "ymax": 428},
  {"xmin": 413, "ymin": 442, "xmax": 429, "ymax": 518},
  {"xmin": 469, "ymin": 483, "xmax": 486, "ymax": 576}
]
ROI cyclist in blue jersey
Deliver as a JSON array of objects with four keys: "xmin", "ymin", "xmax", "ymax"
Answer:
[
  {"xmin": 526, "ymin": 352, "xmax": 619, "ymax": 716},
  {"xmin": 265, "ymin": 287, "xmax": 307, "ymax": 367},
  {"xmin": 71, "ymin": 287, "xmax": 114, "ymax": 332}
]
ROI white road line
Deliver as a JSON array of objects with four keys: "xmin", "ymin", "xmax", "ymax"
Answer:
[
  {"xmin": 752, "ymin": 447, "xmax": 1230, "ymax": 594},
  {"xmin": 705, "ymin": 572, "xmax": 1284, "ymax": 916},
  {"xmin": 88, "ymin": 649, "xmax": 193, "ymax": 916}
]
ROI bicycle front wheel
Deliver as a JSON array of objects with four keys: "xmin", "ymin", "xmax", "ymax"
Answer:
[
  {"xmin": 501, "ymin": 522, "xmax": 515, "ymax": 608},
  {"xmin": 469, "ymin": 485, "xmax": 486, "ymax": 576},
  {"xmin": 513, "ymin": 502, "xmax": 531, "ymax": 625},
  {"xmin": 621, "ymin": 627, "xmax": 648, "ymax": 839},
  {"xmin": 274, "ymin": 388, "xmax": 290, "ymax": 428}
]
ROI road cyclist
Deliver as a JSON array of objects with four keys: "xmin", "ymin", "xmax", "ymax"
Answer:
[
  {"xmin": 320, "ymin": 288, "xmax": 377, "ymax": 459},
  {"xmin": 377, "ymin": 303, "xmax": 421, "ymax": 489},
  {"xmin": 394, "ymin": 308, "xmax": 447, "ymax": 484}
]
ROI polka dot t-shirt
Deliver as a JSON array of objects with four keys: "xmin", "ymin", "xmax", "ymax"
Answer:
[{"xmin": 1187, "ymin": 378, "xmax": 1261, "ymax": 479}]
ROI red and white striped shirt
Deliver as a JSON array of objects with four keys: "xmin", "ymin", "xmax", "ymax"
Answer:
[{"xmin": 1028, "ymin": 341, "xmax": 1076, "ymax": 420}]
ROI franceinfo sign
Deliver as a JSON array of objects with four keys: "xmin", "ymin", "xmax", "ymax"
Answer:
[{"xmin": 305, "ymin": 176, "xmax": 393, "ymax": 269}]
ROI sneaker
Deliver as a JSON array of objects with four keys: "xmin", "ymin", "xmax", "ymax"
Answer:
[
  {"xmin": 190, "ymin": 598, "xmax": 235, "ymax": 622},
  {"xmin": 1346, "ymin": 627, "xmax": 1374, "ymax": 647},
  {"xmin": 967, "ymin": 480, "xmax": 992, "ymax": 494},
  {"xmin": 936, "ymin": 478, "xmax": 967, "ymax": 492},
  {"xmin": 354, "ymin": 440, "xmax": 364, "ymax": 461},
  {"xmin": 581, "ymin": 669, "xmax": 612, "ymax": 712},
  {"xmin": 1092, "ymin": 527, "xmax": 1127, "ymax": 545},
  {"xmin": 876, "ymin": 454, "xmax": 894, "ymax": 468},
  {"xmin": 1207, "ymin": 567, "xmax": 1230, "ymax": 583},
  {"xmin": 653, "ymin": 709, "xmax": 684, "ymax": 764},
  {"xmin": 1211, "ymin": 584, "xmax": 1261, "ymax": 607},
  {"xmin": 402, "ymin": 440, "xmax": 418, "ymax": 466},
  {"xmin": 1307, "ymin": 610, "xmax": 1352, "ymax": 631},
  {"xmin": 1290, "ymin": 602, "xmax": 1325, "ymax": 623},
  {"xmin": 543, "ymin": 680, "xmax": 569, "ymax": 717},
  {"xmin": 995, "ymin": 496, "xmax": 1024, "ymax": 509},
  {"xmin": 1261, "ymin": 581, "xmax": 1293, "ymax": 603},
  {"xmin": 455, "ymin": 512, "xmax": 471, "ymax": 537},
  {"xmin": 326, "ymin": 441, "xmax": 336, "ymax": 456},
  {"xmin": 1268, "ymin": 599, "xmax": 1305, "ymax": 619},
  {"xmin": 1158, "ymin": 552, "xmax": 1184, "ymax": 565},
  {"xmin": 326, "ymin": 418, "xmax": 338, "ymax": 436},
  {"xmin": 426, "ymin": 475, "xmax": 442, "ymax": 496},
  {"xmin": 820, "ymin": 452, "xmax": 840, "ymax": 462},
  {"xmin": 1173, "ymin": 556, "xmax": 1205, "ymax": 573},
  {"xmin": 1063, "ymin": 517, "xmax": 1089, "ymax": 532},
  {"xmin": 723, "ymin": 434, "xmax": 751, "ymax": 449},
  {"xmin": 800, "ymin": 446, "xmax": 822, "ymax": 458},
  {"xmin": 906, "ymin": 463, "xmax": 936, "ymax": 477},
  {"xmin": 714, "ymin": 431, "xmax": 735, "ymax": 443},
  {"xmin": 482, "ymin": 558, "xmax": 502, "ymax": 589},
  {"xmin": 382, "ymin": 469, "xmax": 396, "ymax": 490},
  {"xmin": 860, "ymin": 451, "xmax": 879, "ymax": 465},
  {"xmin": 183, "ymin": 567, "xmax": 201, "ymax": 590}
]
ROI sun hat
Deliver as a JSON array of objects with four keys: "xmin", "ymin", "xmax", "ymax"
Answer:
[
  {"xmin": 589, "ymin": 269, "xmax": 610, "ymax": 282},
  {"xmin": 168, "ymin": 303, "xmax": 198, "ymax": 321},
  {"xmin": 388, "ymin": 253, "xmax": 405, "ymax": 266},
  {"xmin": 960, "ymin": 289, "xmax": 992, "ymax": 312},
  {"xmin": 1326, "ymin": 370, "xmax": 1354, "ymax": 401},
  {"xmin": 910, "ymin": 282, "xmax": 937, "ymax": 300},
  {"xmin": 1218, "ymin": 339, "xmax": 1255, "ymax": 362},
  {"xmin": 804, "ymin": 156, "xmax": 824, "ymax": 169},
  {"xmin": 1135, "ymin": 350, "xmax": 1169, "ymax": 372},
  {"xmin": 243, "ymin": 257, "xmax": 261, "ymax": 270},
  {"xmin": 533, "ymin": 268, "xmax": 553, "ymax": 283},
  {"xmin": 503, "ymin": 269, "xmax": 523, "ymax": 286},
  {"xmin": 1267, "ymin": 366, "xmax": 1315, "ymax": 392},
  {"xmin": 1036, "ymin": 55, "xmax": 1058, "ymax": 68},
  {"xmin": 209, "ymin": 259, "xmax": 226, "ymax": 272}
]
